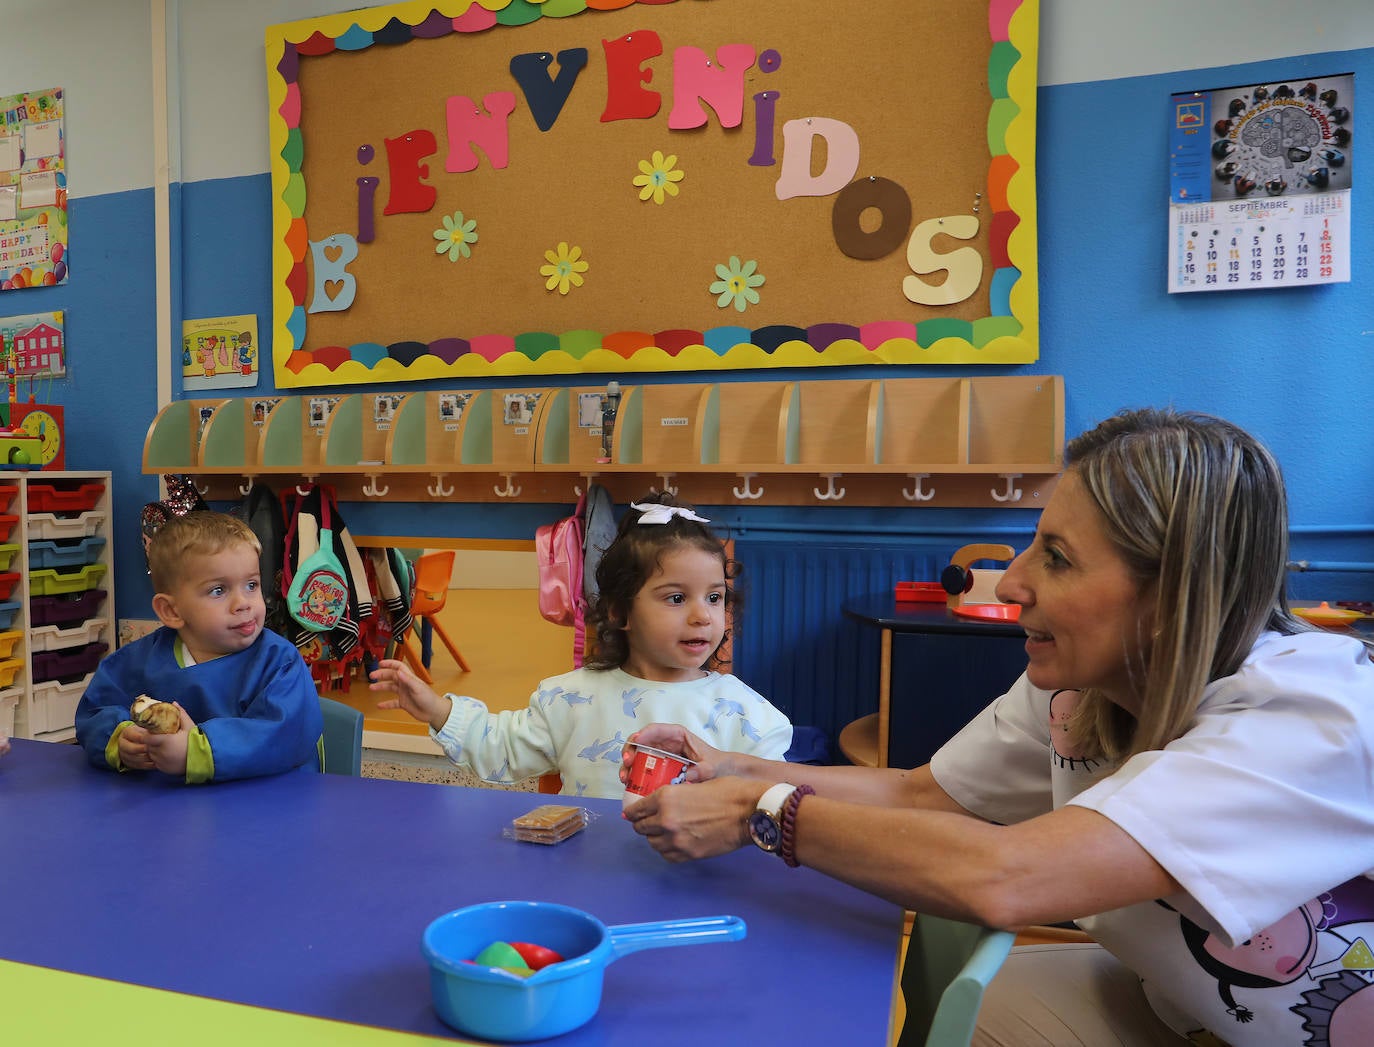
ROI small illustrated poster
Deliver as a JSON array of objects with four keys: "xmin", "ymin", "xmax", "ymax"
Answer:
[
  {"xmin": 1169, "ymin": 74, "xmax": 1352, "ymax": 293},
  {"xmin": 182, "ymin": 314, "xmax": 258, "ymax": 390},
  {"xmin": 0, "ymin": 309, "xmax": 65, "ymax": 376},
  {"xmin": 0, "ymin": 87, "xmax": 67, "ymax": 290}
]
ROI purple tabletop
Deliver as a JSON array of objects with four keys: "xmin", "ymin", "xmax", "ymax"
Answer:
[{"xmin": 0, "ymin": 739, "xmax": 902, "ymax": 1044}]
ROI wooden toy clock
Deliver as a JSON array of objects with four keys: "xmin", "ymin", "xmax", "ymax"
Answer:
[{"xmin": 12, "ymin": 402, "xmax": 65, "ymax": 469}]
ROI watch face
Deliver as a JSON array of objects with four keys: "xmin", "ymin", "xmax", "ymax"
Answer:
[{"xmin": 748, "ymin": 811, "xmax": 782, "ymax": 852}]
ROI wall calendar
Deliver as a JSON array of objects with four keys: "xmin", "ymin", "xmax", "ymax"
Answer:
[{"xmin": 1168, "ymin": 73, "xmax": 1352, "ymax": 294}]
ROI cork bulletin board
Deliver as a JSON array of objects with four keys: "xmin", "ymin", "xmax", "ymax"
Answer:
[{"xmin": 266, "ymin": 0, "xmax": 1039, "ymax": 388}]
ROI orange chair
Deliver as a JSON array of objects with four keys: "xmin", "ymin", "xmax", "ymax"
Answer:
[{"xmin": 398, "ymin": 550, "xmax": 471, "ymax": 683}]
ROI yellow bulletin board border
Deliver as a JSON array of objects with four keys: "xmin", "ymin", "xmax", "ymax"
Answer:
[{"xmin": 266, "ymin": 0, "xmax": 1039, "ymax": 388}]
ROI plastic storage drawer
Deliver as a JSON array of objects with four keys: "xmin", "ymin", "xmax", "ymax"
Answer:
[
  {"xmin": 0, "ymin": 658, "xmax": 22, "ymax": 688},
  {"xmin": 0, "ymin": 514, "xmax": 17, "ymax": 542},
  {"xmin": 29, "ymin": 674, "xmax": 91, "ymax": 735},
  {"xmin": 29, "ymin": 562, "xmax": 108, "ymax": 596},
  {"xmin": 0, "ymin": 544, "xmax": 19, "ymax": 571},
  {"xmin": 0, "ymin": 628, "xmax": 21, "ymax": 658},
  {"xmin": 0, "ymin": 572, "xmax": 19, "ymax": 600},
  {"xmin": 0, "ymin": 690, "xmax": 15, "ymax": 737},
  {"xmin": 0, "ymin": 484, "xmax": 15, "ymax": 513},
  {"xmin": 30, "ymin": 589, "xmax": 107, "ymax": 627},
  {"xmin": 31, "ymin": 617, "xmax": 108, "ymax": 653},
  {"xmin": 27, "ymin": 511, "xmax": 105, "ymax": 541},
  {"xmin": 32, "ymin": 640, "xmax": 108, "ymax": 684},
  {"xmin": 28, "ymin": 536, "xmax": 107, "ymax": 570},
  {"xmin": 26, "ymin": 482, "xmax": 106, "ymax": 513},
  {"xmin": 0, "ymin": 601, "xmax": 21, "ymax": 630}
]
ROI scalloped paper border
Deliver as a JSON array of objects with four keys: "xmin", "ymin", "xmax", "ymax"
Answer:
[{"xmin": 265, "ymin": 0, "xmax": 1039, "ymax": 387}]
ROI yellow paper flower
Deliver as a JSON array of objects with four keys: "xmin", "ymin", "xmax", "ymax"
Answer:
[
  {"xmin": 433, "ymin": 211, "xmax": 478, "ymax": 261},
  {"xmin": 709, "ymin": 256, "xmax": 765, "ymax": 312},
  {"xmin": 632, "ymin": 150, "xmax": 684, "ymax": 205},
  {"xmin": 540, "ymin": 242, "xmax": 589, "ymax": 295}
]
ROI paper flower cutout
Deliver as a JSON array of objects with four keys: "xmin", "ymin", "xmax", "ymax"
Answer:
[
  {"xmin": 433, "ymin": 211, "xmax": 478, "ymax": 261},
  {"xmin": 540, "ymin": 241, "xmax": 589, "ymax": 295},
  {"xmin": 633, "ymin": 150, "xmax": 684, "ymax": 205},
  {"xmin": 710, "ymin": 256, "xmax": 765, "ymax": 312}
]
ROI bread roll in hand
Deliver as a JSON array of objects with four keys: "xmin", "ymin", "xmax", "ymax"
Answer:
[{"xmin": 130, "ymin": 695, "xmax": 181, "ymax": 734}]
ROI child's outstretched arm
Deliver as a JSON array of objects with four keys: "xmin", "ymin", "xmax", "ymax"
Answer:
[{"xmin": 370, "ymin": 658, "xmax": 452, "ymax": 730}]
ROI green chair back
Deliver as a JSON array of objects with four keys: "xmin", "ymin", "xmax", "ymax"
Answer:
[
  {"xmin": 318, "ymin": 696, "xmax": 363, "ymax": 776},
  {"xmin": 899, "ymin": 913, "xmax": 1015, "ymax": 1047}
]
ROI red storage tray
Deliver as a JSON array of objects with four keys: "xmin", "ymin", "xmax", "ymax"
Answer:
[
  {"xmin": 0, "ymin": 571, "xmax": 19, "ymax": 600},
  {"xmin": 26, "ymin": 482, "xmax": 105, "ymax": 514},
  {"xmin": 0, "ymin": 484, "xmax": 15, "ymax": 513}
]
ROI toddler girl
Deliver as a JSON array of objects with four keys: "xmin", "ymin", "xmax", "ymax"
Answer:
[{"xmin": 369, "ymin": 495, "xmax": 793, "ymax": 798}]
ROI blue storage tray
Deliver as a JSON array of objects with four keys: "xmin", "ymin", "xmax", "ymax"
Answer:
[
  {"xmin": 0, "ymin": 600, "xmax": 20, "ymax": 630},
  {"xmin": 28, "ymin": 536, "xmax": 107, "ymax": 570}
]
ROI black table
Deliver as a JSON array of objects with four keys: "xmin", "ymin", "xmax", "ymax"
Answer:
[{"xmin": 843, "ymin": 595, "xmax": 1028, "ymax": 769}]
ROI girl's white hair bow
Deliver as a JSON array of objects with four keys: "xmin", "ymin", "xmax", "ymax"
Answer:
[{"xmin": 630, "ymin": 502, "xmax": 710, "ymax": 525}]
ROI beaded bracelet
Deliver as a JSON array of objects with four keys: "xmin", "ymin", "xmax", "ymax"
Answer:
[{"xmin": 778, "ymin": 784, "xmax": 815, "ymax": 867}]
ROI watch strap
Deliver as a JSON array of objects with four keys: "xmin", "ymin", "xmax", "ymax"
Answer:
[
  {"xmin": 756, "ymin": 782, "xmax": 797, "ymax": 820},
  {"xmin": 779, "ymin": 784, "xmax": 815, "ymax": 868}
]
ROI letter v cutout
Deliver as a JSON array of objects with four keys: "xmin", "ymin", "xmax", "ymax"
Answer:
[{"xmin": 510, "ymin": 49, "xmax": 590, "ymax": 132}]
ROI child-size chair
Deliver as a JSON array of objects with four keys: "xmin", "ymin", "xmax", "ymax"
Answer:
[
  {"xmin": 398, "ymin": 549, "xmax": 471, "ymax": 684},
  {"xmin": 318, "ymin": 695, "xmax": 363, "ymax": 776},
  {"xmin": 898, "ymin": 912, "xmax": 1015, "ymax": 1047}
]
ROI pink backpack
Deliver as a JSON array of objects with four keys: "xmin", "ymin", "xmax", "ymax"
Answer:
[{"xmin": 536, "ymin": 491, "xmax": 587, "ymax": 662}]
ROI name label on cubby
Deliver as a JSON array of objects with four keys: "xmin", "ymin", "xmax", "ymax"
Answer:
[
  {"xmin": 661, "ymin": 417, "xmax": 688, "ymax": 427},
  {"xmin": 514, "ymin": 426, "xmax": 529, "ymax": 436}
]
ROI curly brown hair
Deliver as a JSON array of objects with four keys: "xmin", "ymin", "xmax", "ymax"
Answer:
[{"xmin": 583, "ymin": 492, "xmax": 741, "ymax": 671}]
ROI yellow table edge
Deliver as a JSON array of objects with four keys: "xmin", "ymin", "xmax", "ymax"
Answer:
[{"xmin": 0, "ymin": 959, "xmax": 477, "ymax": 1045}]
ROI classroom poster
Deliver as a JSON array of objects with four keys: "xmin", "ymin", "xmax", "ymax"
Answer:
[
  {"xmin": 1168, "ymin": 73, "xmax": 1352, "ymax": 293},
  {"xmin": 0, "ymin": 309, "xmax": 65, "ymax": 377},
  {"xmin": 265, "ymin": 0, "xmax": 1041, "ymax": 387},
  {"xmin": 182, "ymin": 314, "xmax": 260, "ymax": 390},
  {"xmin": 0, "ymin": 87, "xmax": 67, "ymax": 291}
]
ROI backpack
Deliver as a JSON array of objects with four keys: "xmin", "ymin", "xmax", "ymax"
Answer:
[
  {"xmin": 282, "ymin": 485, "xmax": 352, "ymax": 635},
  {"xmin": 580, "ymin": 482, "xmax": 616, "ymax": 607},
  {"xmin": 536, "ymin": 492, "xmax": 585, "ymax": 629},
  {"xmin": 235, "ymin": 481, "xmax": 289, "ymax": 635}
]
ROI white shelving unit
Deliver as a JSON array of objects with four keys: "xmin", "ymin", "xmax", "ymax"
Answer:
[{"xmin": 5, "ymin": 471, "xmax": 114, "ymax": 742}]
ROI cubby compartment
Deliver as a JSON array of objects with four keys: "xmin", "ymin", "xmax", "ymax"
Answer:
[
  {"xmin": 0, "ymin": 629, "xmax": 22, "ymax": 658},
  {"xmin": 28, "ymin": 536, "xmax": 107, "ymax": 570},
  {"xmin": 0, "ymin": 690, "xmax": 15, "ymax": 737},
  {"xmin": 0, "ymin": 658, "xmax": 23, "ymax": 689},
  {"xmin": 27, "ymin": 481, "xmax": 106, "ymax": 514},
  {"xmin": 27, "ymin": 511, "xmax": 105, "ymax": 541},
  {"xmin": 30, "ymin": 563, "xmax": 109, "ymax": 596},
  {"xmin": 0, "ymin": 572, "xmax": 20, "ymax": 601},
  {"xmin": 28, "ymin": 674, "xmax": 91, "ymax": 736},
  {"xmin": 32, "ymin": 641, "xmax": 109, "ymax": 685},
  {"xmin": 0, "ymin": 600, "xmax": 21, "ymax": 630},
  {"xmin": 31, "ymin": 589, "xmax": 108, "ymax": 627},
  {"xmin": 31, "ymin": 617, "xmax": 109, "ymax": 653}
]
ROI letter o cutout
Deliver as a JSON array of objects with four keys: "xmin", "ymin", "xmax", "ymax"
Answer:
[{"xmin": 830, "ymin": 177, "xmax": 912, "ymax": 260}]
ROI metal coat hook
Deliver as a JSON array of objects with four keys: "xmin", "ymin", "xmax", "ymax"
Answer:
[
  {"xmin": 427, "ymin": 474, "xmax": 454, "ymax": 498},
  {"xmin": 990, "ymin": 473, "xmax": 1023, "ymax": 502},
  {"xmin": 814, "ymin": 474, "xmax": 846, "ymax": 501},
  {"xmin": 732, "ymin": 473, "xmax": 764, "ymax": 500},
  {"xmin": 902, "ymin": 473, "xmax": 935, "ymax": 502},
  {"xmin": 362, "ymin": 476, "xmax": 389, "ymax": 498},
  {"xmin": 494, "ymin": 474, "xmax": 522, "ymax": 498}
]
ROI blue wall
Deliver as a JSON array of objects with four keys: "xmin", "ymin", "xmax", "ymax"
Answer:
[{"xmin": 40, "ymin": 44, "xmax": 1374, "ymax": 625}]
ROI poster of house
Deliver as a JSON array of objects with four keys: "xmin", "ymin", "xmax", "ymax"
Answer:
[{"xmin": 0, "ymin": 309, "xmax": 65, "ymax": 376}]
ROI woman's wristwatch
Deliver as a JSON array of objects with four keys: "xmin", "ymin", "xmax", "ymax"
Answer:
[{"xmin": 747, "ymin": 783, "xmax": 797, "ymax": 854}]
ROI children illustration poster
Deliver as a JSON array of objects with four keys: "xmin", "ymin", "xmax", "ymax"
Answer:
[
  {"xmin": 0, "ymin": 87, "xmax": 67, "ymax": 291},
  {"xmin": 1168, "ymin": 73, "xmax": 1353, "ymax": 293},
  {"xmin": 182, "ymin": 314, "xmax": 259, "ymax": 390},
  {"xmin": 0, "ymin": 309, "xmax": 65, "ymax": 377},
  {"xmin": 265, "ymin": 0, "xmax": 1039, "ymax": 387}
]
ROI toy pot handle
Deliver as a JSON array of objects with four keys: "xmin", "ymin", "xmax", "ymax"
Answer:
[{"xmin": 606, "ymin": 915, "xmax": 746, "ymax": 959}]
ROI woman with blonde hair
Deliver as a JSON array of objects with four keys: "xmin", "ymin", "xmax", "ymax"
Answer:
[{"xmin": 623, "ymin": 408, "xmax": 1374, "ymax": 1045}]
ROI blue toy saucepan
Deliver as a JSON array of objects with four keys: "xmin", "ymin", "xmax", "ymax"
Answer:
[{"xmin": 422, "ymin": 900, "xmax": 747, "ymax": 1041}]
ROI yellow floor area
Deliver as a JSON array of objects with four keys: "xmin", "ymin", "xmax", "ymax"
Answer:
[{"xmin": 330, "ymin": 589, "xmax": 576, "ymax": 742}]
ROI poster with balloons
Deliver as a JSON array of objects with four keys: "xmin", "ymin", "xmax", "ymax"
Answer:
[
  {"xmin": 1168, "ymin": 73, "xmax": 1352, "ymax": 293},
  {"xmin": 0, "ymin": 87, "xmax": 67, "ymax": 291}
]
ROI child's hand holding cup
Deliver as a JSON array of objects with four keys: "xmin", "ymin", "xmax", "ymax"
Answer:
[{"xmin": 622, "ymin": 742, "xmax": 695, "ymax": 810}]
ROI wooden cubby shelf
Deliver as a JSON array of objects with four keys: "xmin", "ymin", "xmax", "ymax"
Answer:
[{"xmin": 143, "ymin": 376, "xmax": 1065, "ymax": 508}]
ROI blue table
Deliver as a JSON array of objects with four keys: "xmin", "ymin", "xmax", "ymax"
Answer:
[{"xmin": 0, "ymin": 739, "xmax": 902, "ymax": 1044}]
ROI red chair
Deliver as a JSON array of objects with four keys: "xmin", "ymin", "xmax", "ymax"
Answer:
[{"xmin": 398, "ymin": 550, "xmax": 470, "ymax": 683}]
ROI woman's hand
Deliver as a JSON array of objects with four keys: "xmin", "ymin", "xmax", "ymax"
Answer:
[
  {"xmin": 370, "ymin": 658, "xmax": 452, "ymax": 731},
  {"xmin": 620, "ymin": 723, "xmax": 727, "ymax": 787},
  {"xmin": 623, "ymin": 776, "xmax": 768, "ymax": 862}
]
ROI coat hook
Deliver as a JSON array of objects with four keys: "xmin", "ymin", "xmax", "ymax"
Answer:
[
  {"xmin": 494, "ymin": 474, "xmax": 522, "ymax": 498},
  {"xmin": 427, "ymin": 473, "xmax": 454, "ymax": 497},
  {"xmin": 656, "ymin": 473, "xmax": 678, "ymax": 497},
  {"xmin": 195, "ymin": 481, "xmax": 210, "ymax": 497},
  {"xmin": 990, "ymin": 473, "xmax": 1023, "ymax": 502},
  {"xmin": 813, "ymin": 474, "xmax": 846, "ymax": 501},
  {"xmin": 362, "ymin": 476, "xmax": 389, "ymax": 498},
  {"xmin": 238, "ymin": 479, "xmax": 253, "ymax": 496},
  {"xmin": 902, "ymin": 473, "xmax": 935, "ymax": 502},
  {"xmin": 732, "ymin": 473, "xmax": 764, "ymax": 500}
]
